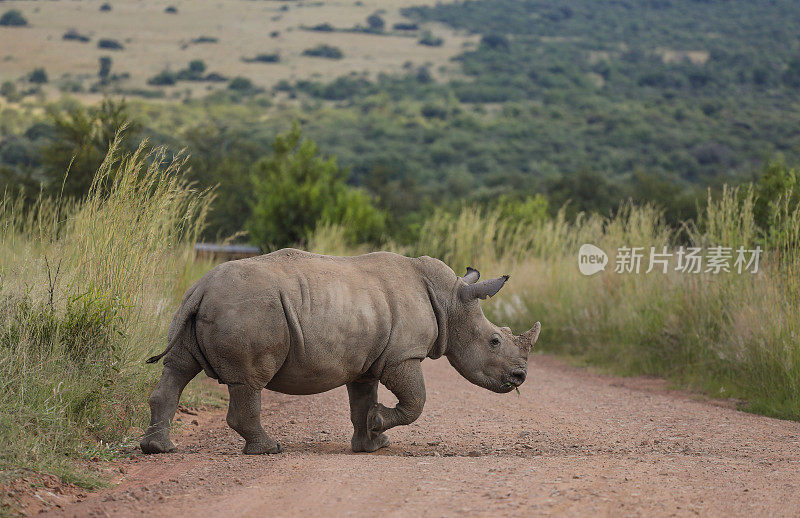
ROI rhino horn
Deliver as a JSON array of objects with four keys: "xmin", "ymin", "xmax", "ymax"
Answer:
[
  {"xmin": 459, "ymin": 275, "xmax": 509, "ymax": 301},
  {"xmin": 521, "ymin": 321, "xmax": 541, "ymax": 350},
  {"xmin": 463, "ymin": 267, "xmax": 480, "ymax": 284}
]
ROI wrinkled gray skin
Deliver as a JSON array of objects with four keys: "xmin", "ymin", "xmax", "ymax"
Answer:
[{"xmin": 141, "ymin": 249, "xmax": 541, "ymax": 455}]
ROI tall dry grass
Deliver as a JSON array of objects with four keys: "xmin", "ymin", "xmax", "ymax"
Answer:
[
  {"xmin": 0, "ymin": 143, "xmax": 212, "ymax": 485},
  {"xmin": 311, "ymin": 187, "xmax": 800, "ymax": 420}
]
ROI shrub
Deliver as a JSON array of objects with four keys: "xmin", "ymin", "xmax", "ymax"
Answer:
[
  {"xmin": 147, "ymin": 69, "xmax": 177, "ymax": 86},
  {"xmin": 366, "ymin": 14, "xmax": 385, "ymax": 32},
  {"xmin": 270, "ymin": 31, "xmax": 280, "ymax": 38},
  {"xmin": 480, "ymin": 33, "xmax": 509, "ymax": 51},
  {"xmin": 176, "ymin": 60, "xmax": 207, "ymax": 80},
  {"xmin": 0, "ymin": 9, "xmax": 28, "ymax": 27},
  {"xmin": 228, "ymin": 76, "xmax": 255, "ymax": 91},
  {"xmin": 28, "ymin": 68, "xmax": 48, "ymax": 84},
  {"xmin": 98, "ymin": 38, "xmax": 124, "ymax": 50},
  {"xmin": 63, "ymin": 29, "xmax": 90, "ymax": 42},
  {"xmin": 98, "ymin": 56, "xmax": 113, "ymax": 82},
  {"xmin": 302, "ymin": 44, "xmax": 344, "ymax": 59},
  {"xmin": 165, "ymin": 6, "xmax": 178, "ymax": 14},
  {"xmin": 203, "ymin": 72, "xmax": 228, "ymax": 82},
  {"xmin": 242, "ymin": 53, "xmax": 280, "ymax": 63},
  {"xmin": 0, "ymin": 80, "xmax": 19, "ymax": 102},
  {"xmin": 309, "ymin": 22, "xmax": 334, "ymax": 32},
  {"xmin": 393, "ymin": 22, "xmax": 418, "ymax": 31},
  {"xmin": 99, "ymin": 3, "xmax": 112, "ymax": 12},
  {"xmin": 191, "ymin": 35, "xmax": 218, "ymax": 44},
  {"xmin": 418, "ymin": 31, "xmax": 443, "ymax": 47}
]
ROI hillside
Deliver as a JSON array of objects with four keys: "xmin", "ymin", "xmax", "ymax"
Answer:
[{"xmin": 1, "ymin": 0, "xmax": 800, "ymax": 237}]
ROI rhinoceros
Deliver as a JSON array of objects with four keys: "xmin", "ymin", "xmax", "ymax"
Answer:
[{"xmin": 141, "ymin": 249, "xmax": 540, "ymax": 455}]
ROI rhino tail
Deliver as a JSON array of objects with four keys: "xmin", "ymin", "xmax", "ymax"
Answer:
[{"xmin": 146, "ymin": 283, "xmax": 205, "ymax": 364}]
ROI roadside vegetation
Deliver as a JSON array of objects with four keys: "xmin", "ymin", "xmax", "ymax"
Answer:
[{"xmin": 0, "ymin": 142, "xmax": 212, "ymax": 488}]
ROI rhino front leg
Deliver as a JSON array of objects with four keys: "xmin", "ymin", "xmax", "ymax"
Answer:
[
  {"xmin": 226, "ymin": 384, "xmax": 283, "ymax": 455},
  {"xmin": 367, "ymin": 360, "xmax": 426, "ymax": 441},
  {"xmin": 347, "ymin": 380, "xmax": 390, "ymax": 452}
]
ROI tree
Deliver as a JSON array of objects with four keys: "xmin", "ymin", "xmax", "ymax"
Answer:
[
  {"xmin": 28, "ymin": 68, "xmax": 48, "ymax": 84},
  {"xmin": 41, "ymin": 99, "xmax": 142, "ymax": 198},
  {"xmin": 366, "ymin": 14, "xmax": 385, "ymax": 32},
  {"xmin": 98, "ymin": 57, "xmax": 112, "ymax": 82},
  {"xmin": 247, "ymin": 125, "xmax": 385, "ymax": 249},
  {"xmin": 0, "ymin": 10, "xmax": 28, "ymax": 27}
]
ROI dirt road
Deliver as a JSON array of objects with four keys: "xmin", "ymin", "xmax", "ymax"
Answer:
[{"xmin": 46, "ymin": 356, "xmax": 800, "ymax": 517}]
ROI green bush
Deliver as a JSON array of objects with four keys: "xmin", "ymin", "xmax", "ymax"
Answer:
[
  {"xmin": 418, "ymin": 31, "xmax": 443, "ymax": 47},
  {"xmin": 28, "ymin": 68, "xmax": 48, "ymax": 84},
  {"xmin": 302, "ymin": 44, "xmax": 344, "ymax": 59},
  {"xmin": 366, "ymin": 14, "xmax": 385, "ymax": 32},
  {"xmin": 242, "ymin": 53, "xmax": 280, "ymax": 64},
  {"xmin": 248, "ymin": 124, "xmax": 385, "ymax": 249},
  {"xmin": 63, "ymin": 29, "xmax": 90, "ymax": 42},
  {"xmin": 0, "ymin": 9, "xmax": 28, "ymax": 27},
  {"xmin": 228, "ymin": 76, "xmax": 255, "ymax": 91},
  {"xmin": 97, "ymin": 38, "xmax": 124, "ymax": 50},
  {"xmin": 147, "ymin": 70, "xmax": 177, "ymax": 86}
]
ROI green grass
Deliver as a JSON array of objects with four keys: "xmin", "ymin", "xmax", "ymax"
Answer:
[{"xmin": 0, "ymin": 141, "xmax": 213, "ymax": 491}]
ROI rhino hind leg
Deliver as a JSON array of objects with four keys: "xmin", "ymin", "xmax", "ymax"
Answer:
[
  {"xmin": 141, "ymin": 363, "xmax": 200, "ymax": 454},
  {"xmin": 347, "ymin": 380, "xmax": 390, "ymax": 453},
  {"xmin": 226, "ymin": 384, "xmax": 283, "ymax": 455}
]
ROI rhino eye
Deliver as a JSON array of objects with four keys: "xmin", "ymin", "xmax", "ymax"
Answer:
[{"xmin": 489, "ymin": 335, "xmax": 501, "ymax": 347}]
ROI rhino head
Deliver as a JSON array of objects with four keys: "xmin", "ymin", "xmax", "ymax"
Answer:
[{"xmin": 445, "ymin": 267, "xmax": 540, "ymax": 393}]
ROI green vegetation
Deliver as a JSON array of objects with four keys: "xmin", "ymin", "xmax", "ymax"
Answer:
[
  {"xmin": 302, "ymin": 44, "xmax": 344, "ymax": 59},
  {"xmin": 0, "ymin": 141, "xmax": 211, "ymax": 485},
  {"xmin": 248, "ymin": 125, "xmax": 385, "ymax": 249},
  {"xmin": 243, "ymin": 53, "xmax": 280, "ymax": 64},
  {"xmin": 97, "ymin": 38, "xmax": 123, "ymax": 50},
  {"xmin": 0, "ymin": 9, "xmax": 28, "ymax": 27},
  {"xmin": 28, "ymin": 68, "xmax": 48, "ymax": 84},
  {"xmin": 63, "ymin": 29, "xmax": 90, "ymax": 43},
  {"xmin": 418, "ymin": 31, "xmax": 443, "ymax": 47}
]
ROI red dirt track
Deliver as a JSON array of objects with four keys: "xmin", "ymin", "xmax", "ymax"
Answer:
[{"xmin": 44, "ymin": 356, "xmax": 800, "ymax": 517}]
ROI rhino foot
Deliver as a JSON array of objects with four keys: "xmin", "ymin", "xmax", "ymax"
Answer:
[
  {"xmin": 352, "ymin": 432, "xmax": 390, "ymax": 453},
  {"xmin": 243, "ymin": 441, "xmax": 283, "ymax": 455},
  {"xmin": 140, "ymin": 437, "xmax": 177, "ymax": 454}
]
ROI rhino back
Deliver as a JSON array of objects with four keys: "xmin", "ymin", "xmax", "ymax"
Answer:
[{"xmin": 194, "ymin": 249, "xmax": 441, "ymax": 393}]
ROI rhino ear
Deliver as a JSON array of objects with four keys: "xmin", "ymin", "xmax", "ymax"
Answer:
[
  {"xmin": 459, "ymin": 275, "xmax": 509, "ymax": 301},
  {"xmin": 521, "ymin": 321, "xmax": 541, "ymax": 350},
  {"xmin": 463, "ymin": 267, "xmax": 480, "ymax": 284}
]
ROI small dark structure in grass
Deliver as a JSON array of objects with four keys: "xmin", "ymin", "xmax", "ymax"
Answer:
[
  {"xmin": 63, "ymin": 29, "xmax": 90, "ymax": 42},
  {"xmin": 99, "ymin": 3, "xmax": 112, "ymax": 12},
  {"xmin": 0, "ymin": 9, "xmax": 28, "ymax": 27},
  {"xmin": 243, "ymin": 53, "xmax": 280, "ymax": 64},
  {"xmin": 191, "ymin": 35, "xmax": 218, "ymax": 44},
  {"xmin": 28, "ymin": 68, "xmax": 48, "ymax": 84},
  {"xmin": 98, "ymin": 38, "xmax": 124, "ymax": 50},
  {"xmin": 393, "ymin": 22, "xmax": 418, "ymax": 31},
  {"xmin": 165, "ymin": 6, "xmax": 178, "ymax": 14},
  {"xmin": 309, "ymin": 23, "xmax": 334, "ymax": 32},
  {"xmin": 302, "ymin": 44, "xmax": 343, "ymax": 60},
  {"xmin": 418, "ymin": 31, "xmax": 443, "ymax": 47}
]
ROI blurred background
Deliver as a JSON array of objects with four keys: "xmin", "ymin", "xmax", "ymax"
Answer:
[{"xmin": 1, "ymin": 0, "xmax": 800, "ymax": 492}]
